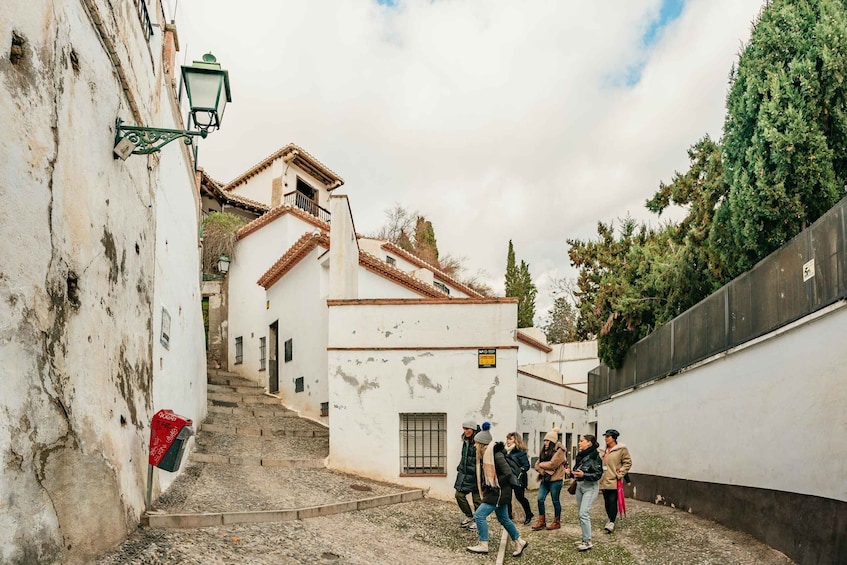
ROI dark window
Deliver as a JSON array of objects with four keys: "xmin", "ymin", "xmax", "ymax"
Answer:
[
  {"xmin": 399, "ymin": 413, "xmax": 447, "ymax": 475},
  {"xmin": 259, "ymin": 337, "xmax": 266, "ymax": 370},
  {"xmin": 235, "ymin": 336, "xmax": 243, "ymax": 364},
  {"xmin": 284, "ymin": 338, "xmax": 293, "ymax": 362},
  {"xmin": 294, "ymin": 377, "xmax": 304, "ymax": 392},
  {"xmin": 522, "ymin": 432, "xmax": 529, "ymax": 446},
  {"xmin": 386, "ymin": 255, "xmax": 396, "ymax": 267},
  {"xmin": 320, "ymin": 402, "xmax": 329, "ymax": 417},
  {"xmin": 296, "ymin": 177, "xmax": 316, "ymax": 200},
  {"xmin": 433, "ymin": 281, "xmax": 450, "ymax": 295}
]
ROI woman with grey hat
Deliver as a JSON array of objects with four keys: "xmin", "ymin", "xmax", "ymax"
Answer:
[
  {"xmin": 454, "ymin": 420, "xmax": 482, "ymax": 530},
  {"xmin": 531, "ymin": 428, "xmax": 568, "ymax": 531},
  {"xmin": 599, "ymin": 429, "xmax": 632, "ymax": 534},
  {"xmin": 466, "ymin": 423, "xmax": 529, "ymax": 557}
]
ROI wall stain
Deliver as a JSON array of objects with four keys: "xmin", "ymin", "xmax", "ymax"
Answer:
[
  {"xmin": 401, "ymin": 356, "xmax": 415, "ymax": 366},
  {"xmin": 405, "ymin": 369, "xmax": 443, "ymax": 396},
  {"xmin": 480, "ymin": 375, "xmax": 500, "ymax": 417},
  {"xmin": 101, "ymin": 229, "xmax": 119, "ymax": 285}
]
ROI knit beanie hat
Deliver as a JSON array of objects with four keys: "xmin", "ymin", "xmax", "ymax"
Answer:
[
  {"xmin": 474, "ymin": 422, "xmax": 493, "ymax": 445},
  {"xmin": 544, "ymin": 428, "xmax": 560, "ymax": 443},
  {"xmin": 462, "ymin": 420, "xmax": 477, "ymax": 430}
]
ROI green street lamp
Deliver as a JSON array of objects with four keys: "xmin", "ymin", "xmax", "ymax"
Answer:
[{"xmin": 114, "ymin": 53, "xmax": 232, "ymax": 160}]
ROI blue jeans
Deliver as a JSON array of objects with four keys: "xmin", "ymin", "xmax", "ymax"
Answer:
[
  {"xmin": 575, "ymin": 480, "xmax": 599, "ymax": 541},
  {"xmin": 473, "ymin": 502, "xmax": 520, "ymax": 542},
  {"xmin": 536, "ymin": 479, "xmax": 563, "ymax": 517}
]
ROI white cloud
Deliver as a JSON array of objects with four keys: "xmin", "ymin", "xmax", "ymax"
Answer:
[{"xmin": 174, "ymin": 0, "xmax": 765, "ymax": 319}]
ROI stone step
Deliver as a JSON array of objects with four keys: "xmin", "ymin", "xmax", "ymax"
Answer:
[
  {"xmin": 202, "ymin": 423, "xmax": 328, "ymax": 438},
  {"xmin": 193, "ymin": 429, "xmax": 329, "ymax": 461},
  {"xmin": 204, "ymin": 412, "xmax": 327, "ymax": 435},
  {"xmin": 208, "ymin": 405, "xmax": 297, "ymax": 418},
  {"xmin": 145, "ymin": 490, "xmax": 425, "ymax": 529},
  {"xmin": 207, "ymin": 374, "xmax": 263, "ymax": 387},
  {"xmin": 191, "ymin": 453, "xmax": 326, "ymax": 467},
  {"xmin": 208, "ymin": 391, "xmax": 284, "ymax": 405},
  {"xmin": 207, "ymin": 383, "xmax": 266, "ymax": 394}
]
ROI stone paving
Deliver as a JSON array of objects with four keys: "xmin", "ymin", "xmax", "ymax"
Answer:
[{"xmin": 96, "ymin": 371, "xmax": 795, "ymax": 564}]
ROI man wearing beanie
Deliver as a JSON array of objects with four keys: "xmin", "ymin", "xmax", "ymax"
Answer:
[{"xmin": 454, "ymin": 420, "xmax": 481, "ymax": 530}]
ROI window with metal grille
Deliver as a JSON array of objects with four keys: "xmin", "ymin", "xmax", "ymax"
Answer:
[
  {"xmin": 433, "ymin": 281, "xmax": 450, "ymax": 295},
  {"xmin": 386, "ymin": 255, "xmax": 396, "ymax": 267},
  {"xmin": 294, "ymin": 377, "xmax": 304, "ymax": 392},
  {"xmin": 134, "ymin": 0, "xmax": 154, "ymax": 42},
  {"xmin": 284, "ymin": 338, "xmax": 293, "ymax": 362},
  {"xmin": 399, "ymin": 413, "xmax": 447, "ymax": 475},
  {"xmin": 235, "ymin": 337, "xmax": 243, "ymax": 364},
  {"xmin": 320, "ymin": 402, "xmax": 329, "ymax": 417},
  {"xmin": 259, "ymin": 337, "xmax": 266, "ymax": 370}
]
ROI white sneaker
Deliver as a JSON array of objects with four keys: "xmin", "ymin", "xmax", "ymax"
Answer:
[
  {"xmin": 512, "ymin": 538, "xmax": 528, "ymax": 557},
  {"xmin": 604, "ymin": 521, "xmax": 615, "ymax": 533},
  {"xmin": 466, "ymin": 541, "xmax": 489, "ymax": 554},
  {"xmin": 460, "ymin": 517, "xmax": 472, "ymax": 528},
  {"xmin": 467, "ymin": 522, "xmax": 477, "ymax": 531},
  {"xmin": 576, "ymin": 540, "xmax": 593, "ymax": 551}
]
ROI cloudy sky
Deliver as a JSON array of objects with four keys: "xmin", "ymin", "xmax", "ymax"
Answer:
[{"xmin": 171, "ymin": 0, "xmax": 765, "ymax": 320}]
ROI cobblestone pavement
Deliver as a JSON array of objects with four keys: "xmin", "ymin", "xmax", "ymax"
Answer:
[
  {"xmin": 96, "ymin": 372, "xmax": 794, "ymax": 564},
  {"xmin": 98, "ymin": 490, "xmax": 793, "ymax": 564}
]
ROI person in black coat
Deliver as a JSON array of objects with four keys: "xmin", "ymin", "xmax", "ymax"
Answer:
[
  {"xmin": 505, "ymin": 432, "xmax": 533, "ymax": 525},
  {"xmin": 571, "ymin": 434, "xmax": 603, "ymax": 552},
  {"xmin": 466, "ymin": 423, "xmax": 528, "ymax": 557},
  {"xmin": 454, "ymin": 421, "xmax": 481, "ymax": 529}
]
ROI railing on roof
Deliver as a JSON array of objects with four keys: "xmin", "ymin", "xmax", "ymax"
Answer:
[
  {"xmin": 284, "ymin": 191, "xmax": 331, "ymax": 224},
  {"xmin": 588, "ymin": 194, "xmax": 847, "ymax": 406}
]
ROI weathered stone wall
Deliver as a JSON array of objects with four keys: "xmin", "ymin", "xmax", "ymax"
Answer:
[{"xmin": 0, "ymin": 1, "xmax": 202, "ymax": 562}]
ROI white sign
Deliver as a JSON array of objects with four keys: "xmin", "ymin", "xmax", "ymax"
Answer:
[{"xmin": 802, "ymin": 258, "xmax": 815, "ymax": 282}]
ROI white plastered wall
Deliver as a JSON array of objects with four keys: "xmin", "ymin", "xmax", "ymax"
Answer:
[
  {"xmin": 327, "ymin": 301, "xmax": 519, "ymax": 500},
  {"xmin": 594, "ymin": 303, "xmax": 847, "ymax": 502}
]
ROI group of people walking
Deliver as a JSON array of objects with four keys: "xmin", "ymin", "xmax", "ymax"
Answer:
[{"xmin": 455, "ymin": 421, "xmax": 632, "ymax": 555}]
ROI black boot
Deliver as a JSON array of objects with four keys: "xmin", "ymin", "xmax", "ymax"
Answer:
[{"xmin": 523, "ymin": 513, "xmax": 534, "ymax": 526}]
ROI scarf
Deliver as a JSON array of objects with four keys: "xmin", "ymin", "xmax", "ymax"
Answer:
[{"xmin": 476, "ymin": 444, "xmax": 500, "ymax": 494}]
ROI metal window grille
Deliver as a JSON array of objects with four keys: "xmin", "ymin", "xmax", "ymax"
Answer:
[
  {"xmin": 399, "ymin": 413, "xmax": 447, "ymax": 475},
  {"xmin": 433, "ymin": 281, "xmax": 450, "ymax": 295},
  {"xmin": 294, "ymin": 377, "xmax": 304, "ymax": 393},
  {"xmin": 320, "ymin": 402, "xmax": 329, "ymax": 417},
  {"xmin": 134, "ymin": 0, "xmax": 154, "ymax": 42},
  {"xmin": 259, "ymin": 337, "xmax": 266, "ymax": 370},
  {"xmin": 284, "ymin": 338, "xmax": 293, "ymax": 362},
  {"xmin": 235, "ymin": 337, "xmax": 243, "ymax": 364},
  {"xmin": 386, "ymin": 255, "xmax": 396, "ymax": 267}
]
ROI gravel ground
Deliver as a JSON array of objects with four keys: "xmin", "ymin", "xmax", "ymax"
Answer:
[{"xmin": 101, "ymin": 491, "xmax": 794, "ymax": 564}]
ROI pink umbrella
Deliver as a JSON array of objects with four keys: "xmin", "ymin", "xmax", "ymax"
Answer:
[{"xmin": 617, "ymin": 478, "xmax": 627, "ymax": 518}]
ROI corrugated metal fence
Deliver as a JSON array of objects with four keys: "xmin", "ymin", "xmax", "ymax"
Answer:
[{"xmin": 588, "ymin": 195, "xmax": 847, "ymax": 405}]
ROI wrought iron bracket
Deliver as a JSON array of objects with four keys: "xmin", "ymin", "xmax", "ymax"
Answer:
[{"xmin": 114, "ymin": 117, "xmax": 207, "ymax": 157}]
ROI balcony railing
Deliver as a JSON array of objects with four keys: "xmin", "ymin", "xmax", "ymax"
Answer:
[
  {"xmin": 135, "ymin": 0, "xmax": 154, "ymax": 42},
  {"xmin": 284, "ymin": 191, "xmax": 331, "ymax": 223}
]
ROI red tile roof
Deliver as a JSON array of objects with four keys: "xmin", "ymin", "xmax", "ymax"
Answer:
[
  {"xmin": 236, "ymin": 205, "xmax": 331, "ymax": 241},
  {"xmin": 380, "ymin": 242, "xmax": 483, "ymax": 298},
  {"xmin": 224, "ymin": 144, "xmax": 344, "ymax": 191},
  {"xmin": 515, "ymin": 330, "xmax": 553, "ymax": 353},
  {"xmin": 201, "ymin": 171, "xmax": 269, "ymax": 213}
]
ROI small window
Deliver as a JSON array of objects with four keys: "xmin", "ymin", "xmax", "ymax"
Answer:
[
  {"xmin": 235, "ymin": 336, "xmax": 243, "ymax": 364},
  {"xmin": 433, "ymin": 281, "xmax": 450, "ymax": 295},
  {"xmin": 386, "ymin": 255, "xmax": 396, "ymax": 267},
  {"xmin": 399, "ymin": 413, "xmax": 447, "ymax": 475},
  {"xmin": 294, "ymin": 377, "xmax": 304, "ymax": 392},
  {"xmin": 284, "ymin": 338, "xmax": 293, "ymax": 362},
  {"xmin": 522, "ymin": 432, "xmax": 529, "ymax": 446},
  {"xmin": 259, "ymin": 337, "xmax": 266, "ymax": 370},
  {"xmin": 320, "ymin": 402, "xmax": 329, "ymax": 417}
]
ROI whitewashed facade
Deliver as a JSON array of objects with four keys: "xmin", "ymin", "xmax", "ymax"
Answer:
[{"xmin": 1, "ymin": 1, "xmax": 206, "ymax": 562}]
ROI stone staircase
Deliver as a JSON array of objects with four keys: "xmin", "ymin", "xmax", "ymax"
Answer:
[{"xmin": 144, "ymin": 369, "xmax": 424, "ymax": 528}]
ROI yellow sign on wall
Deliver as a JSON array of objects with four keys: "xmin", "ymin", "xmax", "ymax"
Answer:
[{"xmin": 478, "ymin": 348, "xmax": 496, "ymax": 368}]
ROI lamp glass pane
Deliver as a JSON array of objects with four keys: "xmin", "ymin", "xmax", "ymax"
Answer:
[{"xmin": 185, "ymin": 71, "xmax": 222, "ymax": 114}]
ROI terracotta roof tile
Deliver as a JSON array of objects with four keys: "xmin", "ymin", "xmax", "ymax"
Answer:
[
  {"xmin": 516, "ymin": 330, "xmax": 553, "ymax": 353},
  {"xmin": 380, "ymin": 242, "xmax": 483, "ymax": 298},
  {"xmin": 201, "ymin": 171, "xmax": 269, "ymax": 213},
  {"xmin": 358, "ymin": 251, "xmax": 448, "ymax": 299},
  {"xmin": 257, "ymin": 232, "xmax": 329, "ymax": 289},
  {"xmin": 224, "ymin": 144, "xmax": 344, "ymax": 191},
  {"xmin": 236, "ymin": 205, "xmax": 331, "ymax": 241}
]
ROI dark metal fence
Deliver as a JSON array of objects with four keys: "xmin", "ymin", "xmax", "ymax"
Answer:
[{"xmin": 588, "ymin": 195, "xmax": 847, "ymax": 406}]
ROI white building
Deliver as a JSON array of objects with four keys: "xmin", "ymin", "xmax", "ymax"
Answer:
[
  {"xmin": 1, "ymin": 2, "xmax": 206, "ymax": 562},
  {"xmin": 214, "ymin": 144, "xmax": 597, "ymax": 499}
]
